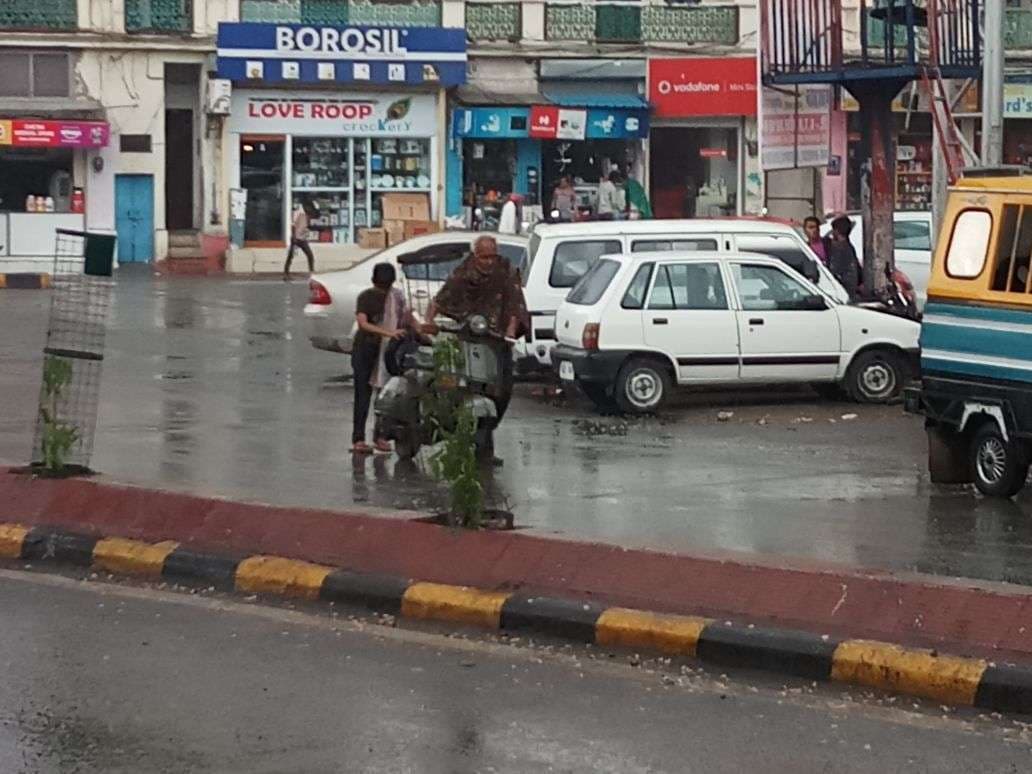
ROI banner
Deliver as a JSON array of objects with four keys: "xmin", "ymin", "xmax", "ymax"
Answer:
[
  {"xmin": 0, "ymin": 120, "xmax": 109, "ymax": 148},
  {"xmin": 760, "ymin": 85, "xmax": 831, "ymax": 170},
  {"xmin": 229, "ymin": 90, "xmax": 435, "ymax": 137},
  {"xmin": 648, "ymin": 58, "xmax": 757, "ymax": 118}
]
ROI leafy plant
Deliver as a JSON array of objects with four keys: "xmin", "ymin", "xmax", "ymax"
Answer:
[
  {"xmin": 421, "ymin": 336, "xmax": 483, "ymax": 529},
  {"xmin": 38, "ymin": 356, "xmax": 78, "ymax": 474}
]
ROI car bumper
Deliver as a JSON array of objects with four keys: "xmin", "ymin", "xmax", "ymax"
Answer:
[
  {"xmin": 551, "ymin": 344, "xmax": 627, "ymax": 383},
  {"xmin": 304, "ymin": 307, "xmax": 351, "ymax": 354}
]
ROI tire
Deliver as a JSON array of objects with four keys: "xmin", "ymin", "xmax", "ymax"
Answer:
[
  {"xmin": 845, "ymin": 349, "xmax": 904, "ymax": 404},
  {"xmin": 970, "ymin": 422, "xmax": 1028, "ymax": 498},
  {"xmin": 577, "ymin": 380, "xmax": 619, "ymax": 413},
  {"xmin": 614, "ymin": 358, "xmax": 672, "ymax": 415},
  {"xmin": 394, "ymin": 428, "xmax": 422, "ymax": 460}
]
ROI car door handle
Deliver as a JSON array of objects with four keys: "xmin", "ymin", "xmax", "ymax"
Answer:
[
  {"xmin": 652, "ymin": 318, "xmax": 668, "ymax": 325},
  {"xmin": 749, "ymin": 318, "xmax": 765, "ymax": 326}
]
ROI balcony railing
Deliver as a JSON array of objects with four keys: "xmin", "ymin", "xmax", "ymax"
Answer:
[
  {"xmin": 545, "ymin": 3, "xmax": 738, "ymax": 45},
  {"xmin": 240, "ymin": 0, "xmax": 440, "ymax": 25},
  {"xmin": 0, "ymin": 0, "xmax": 77, "ymax": 30},
  {"xmin": 126, "ymin": 0, "xmax": 192, "ymax": 32},
  {"xmin": 466, "ymin": 2, "xmax": 521, "ymax": 40}
]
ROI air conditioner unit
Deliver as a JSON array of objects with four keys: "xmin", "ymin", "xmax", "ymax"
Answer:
[{"xmin": 207, "ymin": 79, "xmax": 231, "ymax": 115}]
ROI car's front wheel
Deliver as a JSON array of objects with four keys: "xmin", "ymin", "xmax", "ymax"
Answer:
[
  {"xmin": 845, "ymin": 349, "xmax": 904, "ymax": 403},
  {"xmin": 970, "ymin": 422, "xmax": 1029, "ymax": 498},
  {"xmin": 615, "ymin": 357, "xmax": 672, "ymax": 415}
]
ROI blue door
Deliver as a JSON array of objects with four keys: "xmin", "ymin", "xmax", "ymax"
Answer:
[{"xmin": 115, "ymin": 174, "xmax": 154, "ymax": 263}]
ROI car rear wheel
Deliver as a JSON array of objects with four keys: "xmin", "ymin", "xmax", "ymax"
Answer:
[
  {"xmin": 615, "ymin": 358, "xmax": 671, "ymax": 415},
  {"xmin": 846, "ymin": 349, "xmax": 904, "ymax": 404},
  {"xmin": 970, "ymin": 423, "xmax": 1028, "ymax": 498}
]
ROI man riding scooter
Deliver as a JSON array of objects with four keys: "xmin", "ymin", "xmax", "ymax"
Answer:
[{"xmin": 426, "ymin": 235, "xmax": 529, "ymax": 457}]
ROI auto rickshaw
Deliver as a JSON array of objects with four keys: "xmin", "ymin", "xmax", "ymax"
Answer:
[{"xmin": 905, "ymin": 171, "xmax": 1032, "ymax": 497}]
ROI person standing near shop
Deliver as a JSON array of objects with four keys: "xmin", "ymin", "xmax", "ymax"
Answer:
[
  {"xmin": 284, "ymin": 201, "xmax": 316, "ymax": 280},
  {"xmin": 624, "ymin": 175, "xmax": 653, "ymax": 220},
  {"xmin": 550, "ymin": 177, "xmax": 576, "ymax": 222},
  {"xmin": 803, "ymin": 216, "xmax": 828, "ymax": 266},
  {"xmin": 498, "ymin": 193, "xmax": 523, "ymax": 235},
  {"xmin": 683, "ymin": 176, "xmax": 698, "ymax": 219},
  {"xmin": 351, "ymin": 263, "xmax": 409, "ymax": 455},
  {"xmin": 596, "ymin": 171, "xmax": 624, "ymax": 221},
  {"xmin": 826, "ymin": 215, "xmax": 861, "ymax": 301}
]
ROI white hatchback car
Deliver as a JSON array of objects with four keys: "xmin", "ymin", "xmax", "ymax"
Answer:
[
  {"xmin": 552, "ymin": 251, "xmax": 921, "ymax": 414},
  {"xmin": 304, "ymin": 231, "xmax": 528, "ymax": 354}
]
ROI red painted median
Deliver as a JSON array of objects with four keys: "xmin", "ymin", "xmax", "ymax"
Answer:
[{"xmin": 4, "ymin": 468, "xmax": 1032, "ymax": 663}]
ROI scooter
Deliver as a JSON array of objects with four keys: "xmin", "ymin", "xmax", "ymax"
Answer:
[{"xmin": 374, "ymin": 315, "xmax": 511, "ymax": 460}]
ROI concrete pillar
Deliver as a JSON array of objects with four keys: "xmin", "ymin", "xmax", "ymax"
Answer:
[
  {"xmin": 441, "ymin": 0, "xmax": 465, "ymax": 28},
  {"xmin": 523, "ymin": 3, "xmax": 545, "ymax": 40}
]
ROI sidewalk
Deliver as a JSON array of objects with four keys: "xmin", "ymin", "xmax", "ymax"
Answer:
[{"xmin": 6, "ymin": 470, "xmax": 1032, "ymax": 668}]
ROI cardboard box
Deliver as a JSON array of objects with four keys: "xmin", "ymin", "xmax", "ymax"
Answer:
[
  {"xmin": 357, "ymin": 227, "xmax": 387, "ymax": 250},
  {"xmin": 403, "ymin": 220, "xmax": 438, "ymax": 241},
  {"xmin": 381, "ymin": 193, "xmax": 430, "ymax": 222},
  {"xmin": 383, "ymin": 219, "xmax": 406, "ymax": 246}
]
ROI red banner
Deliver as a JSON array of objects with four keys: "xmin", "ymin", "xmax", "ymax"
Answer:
[
  {"xmin": 0, "ymin": 120, "xmax": 110, "ymax": 148},
  {"xmin": 648, "ymin": 58, "xmax": 758, "ymax": 118}
]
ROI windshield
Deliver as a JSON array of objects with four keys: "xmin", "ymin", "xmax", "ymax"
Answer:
[{"xmin": 567, "ymin": 259, "xmax": 620, "ymax": 305}]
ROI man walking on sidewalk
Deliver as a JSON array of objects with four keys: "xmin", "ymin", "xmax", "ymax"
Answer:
[{"xmin": 284, "ymin": 201, "xmax": 316, "ymax": 280}]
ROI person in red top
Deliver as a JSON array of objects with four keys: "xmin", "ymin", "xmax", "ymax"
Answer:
[{"xmin": 804, "ymin": 216, "xmax": 828, "ymax": 266}]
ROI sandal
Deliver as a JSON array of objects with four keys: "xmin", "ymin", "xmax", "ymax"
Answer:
[
  {"xmin": 373, "ymin": 439, "xmax": 393, "ymax": 455},
  {"xmin": 351, "ymin": 442, "xmax": 373, "ymax": 455}
]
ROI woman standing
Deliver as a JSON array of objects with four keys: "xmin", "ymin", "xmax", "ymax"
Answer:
[{"xmin": 351, "ymin": 263, "xmax": 409, "ymax": 454}]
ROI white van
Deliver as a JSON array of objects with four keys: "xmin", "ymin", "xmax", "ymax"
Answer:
[{"xmin": 519, "ymin": 219, "xmax": 851, "ymax": 370}]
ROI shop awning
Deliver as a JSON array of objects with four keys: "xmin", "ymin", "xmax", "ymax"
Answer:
[
  {"xmin": 0, "ymin": 97, "xmax": 104, "ymax": 119},
  {"xmin": 540, "ymin": 90, "xmax": 649, "ymax": 110},
  {"xmin": 454, "ymin": 85, "xmax": 544, "ymax": 106}
]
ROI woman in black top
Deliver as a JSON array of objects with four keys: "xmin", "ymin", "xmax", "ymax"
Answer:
[{"xmin": 352, "ymin": 263, "xmax": 408, "ymax": 454}]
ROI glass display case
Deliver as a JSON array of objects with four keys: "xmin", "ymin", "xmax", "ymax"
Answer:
[{"xmin": 288, "ymin": 136, "xmax": 431, "ymax": 243}]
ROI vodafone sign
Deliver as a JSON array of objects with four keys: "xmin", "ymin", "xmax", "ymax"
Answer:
[{"xmin": 648, "ymin": 58, "xmax": 757, "ymax": 118}]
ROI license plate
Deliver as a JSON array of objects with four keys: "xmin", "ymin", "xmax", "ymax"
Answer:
[{"xmin": 559, "ymin": 361, "xmax": 575, "ymax": 381}]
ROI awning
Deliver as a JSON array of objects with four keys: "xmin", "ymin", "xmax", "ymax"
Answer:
[
  {"xmin": 454, "ymin": 85, "xmax": 543, "ymax": 106},
  {"xmin": 540, "ymin": 90, "xmax": 649, "ymax": 110},
  {"xmin": 0, "ymin": 97, "xmax": 104, "ymax": 119}
]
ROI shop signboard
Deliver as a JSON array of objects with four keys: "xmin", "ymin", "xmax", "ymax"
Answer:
[
  {"xmin": 452, "ymin": 107, "xmax": 531, "ymax": 139},
  {"xmin": 760, "ymin": 85, "xmax": 831, "ymax": 170},
  {"xmin": 217, "ymin": 23, "xmax": 467, "ymax": 87},
  {"xmin": 648, "ymin": 57, "xmax": 757, "ymax": 118},
  {"xmin": 529, "ymin": 106, "xmax": 587, "ymax": 140},
  {"xmin": 1005, "ymin": 83, "xmax": 1032, "ymax": 118},
  {"xmin": 0, "ymin": 119, "xmax": 109, "ymax": 148},
  {"xmin": 229, "ymin": 90, "xmax": 436, "ymax": 137},
  {"xmin": 455, "ymin": 106, "xmax": 648, "ymax": 140}
]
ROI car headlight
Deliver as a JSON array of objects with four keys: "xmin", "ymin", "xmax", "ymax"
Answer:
[{"xmin": 469, "ymin": 315, "xmax": 488, "ymax": 336}]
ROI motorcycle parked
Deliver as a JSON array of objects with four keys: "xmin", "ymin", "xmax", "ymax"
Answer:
[{"xmin": 374, "ymin": 314, "xmax": 510, "ymax": 460}]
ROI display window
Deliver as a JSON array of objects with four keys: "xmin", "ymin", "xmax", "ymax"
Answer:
[
  {"xmin": 0, "ymin": 147, "xmax": 74, "ymax": 213},
  {"xmin": 649, "ymin": 127, "xmax": 740, "ymax": 219}
]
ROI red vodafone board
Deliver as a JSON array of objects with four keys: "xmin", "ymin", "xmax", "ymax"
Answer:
[{"xmin": 648, "ymin": 58, "xmax": 758, "ymax": 118}]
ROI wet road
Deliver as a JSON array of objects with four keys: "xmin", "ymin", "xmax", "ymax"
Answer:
[
  {"xmin": 4, "ymin": 270, "xmax": 1032, "ymax": 587},
  {"xmin": 0, "ymin": 567, "xmax": 1029, "ymax": 773}
]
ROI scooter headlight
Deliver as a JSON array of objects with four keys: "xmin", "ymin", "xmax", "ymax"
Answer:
[{"xmin": 469, "ymin": 315, "xmax": 489, "ymax": 336}]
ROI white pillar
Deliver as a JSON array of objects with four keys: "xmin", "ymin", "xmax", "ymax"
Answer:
[{"xmin": 982, "ymin": 0, "xmax": 1005, "ymax": 166}]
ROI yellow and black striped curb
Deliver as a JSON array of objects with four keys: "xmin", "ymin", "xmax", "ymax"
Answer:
[
  {"xmin": 0, "ymin": 273, "xmax": 51, "ymax": 289},
  {"xmin": 4, "ymin": 522, "xmax": 1032, "ymax": 715}
]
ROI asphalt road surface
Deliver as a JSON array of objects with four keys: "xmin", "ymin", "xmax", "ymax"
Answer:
[
  {"xmin": 0, "ymin": 567, "xmax": 1029, "ymax": 774},
  {"xmin": 4, "ymin": 270, "xmax": 1032, "ymax": 587}
]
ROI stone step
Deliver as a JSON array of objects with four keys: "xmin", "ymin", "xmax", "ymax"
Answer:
[
  {"xmin": 168, "ymin": 231, "xmax": 201, "ymax": 248},
  {"xmin": 168, "ymin": 245, "xmax": 205, "ymax": 259}
]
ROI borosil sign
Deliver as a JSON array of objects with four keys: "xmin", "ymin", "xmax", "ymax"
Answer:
[{"xmin": 648, "ymin": 58, "xmax": 757, "ymax": 118}]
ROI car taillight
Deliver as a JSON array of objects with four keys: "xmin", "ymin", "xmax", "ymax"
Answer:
[
  {"xmin": 308, "ymin": 280, "xmax": 331, "ymax": 305},
  {"xmin": 582, "ymin": 323, "xmax": 600, "ymax": 351}
]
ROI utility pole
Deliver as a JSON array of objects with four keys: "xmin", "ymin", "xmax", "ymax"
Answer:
[{"xmin": 982, "ymin": 0, "xmax": 1004, "ymax": 166}]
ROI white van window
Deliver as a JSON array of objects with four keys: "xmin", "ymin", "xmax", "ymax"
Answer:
[
  {"xmin": 550, "ymin": 240, "xmax": 622, "ymax": 288},
  {"xmin": 649, "ymin": 263, "xmax": 727, "ymax": 311},
  {"xmin": 945, "ymin": 210, "xmax": 992, "ymax": 279},
  {"xmin": 631, "ymin": 238, "xmax": 718, "ymax": 252}
]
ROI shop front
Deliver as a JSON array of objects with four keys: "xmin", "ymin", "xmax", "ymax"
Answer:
[
  {"xmin": 216, "ymin": 22, "xmax": 465, "ymax": 249},
  {"xmin": 0, "ymin": 118, "xmax": 108, "ymax": 271},
  {"xmin": 1003, "ymin": 81, "xmax": 1032, "ymax": 167},
  {"xmin": 647, "ymin": 57, "xmax": 757, "ymax": 219},
  {"xmin": 451, "ymin": 103, "xmax": 649, "ymax": 221}
]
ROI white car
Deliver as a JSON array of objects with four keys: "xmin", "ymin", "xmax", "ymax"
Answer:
[
  {"xmin": 305, "ymin": 232, "xmax": 528, "ymax": 354},
  {"xmin": 551, "ymin": 250, "xmax": 920, "ymax": 414},
  {"xmin": 822, "ymin": 211, "xmax": 933, "ymax": 309},
  {"xmin": 523, "ymin": 218, "xmax": 854, "ymax": 369}
]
